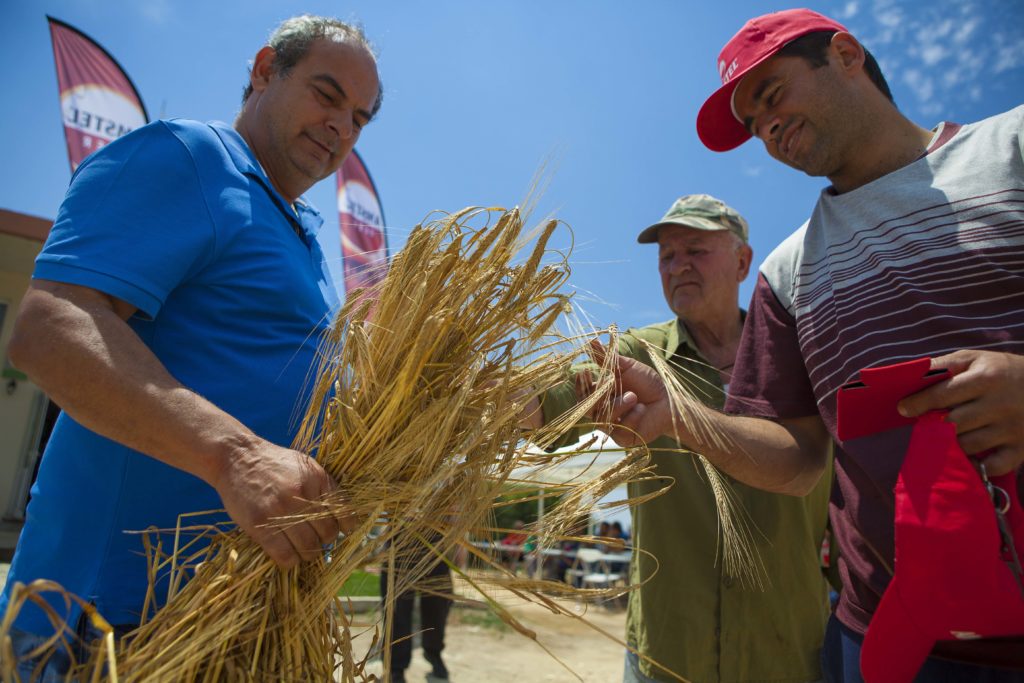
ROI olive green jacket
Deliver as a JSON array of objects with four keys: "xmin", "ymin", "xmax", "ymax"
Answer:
[{"xmin": 541, "ymin": 319, "xmax": 831, "ymax": 682}]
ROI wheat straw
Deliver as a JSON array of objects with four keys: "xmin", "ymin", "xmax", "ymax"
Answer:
[{"xmin": 1, "ymin": 206, "xmax": 747, "ymax": 683}]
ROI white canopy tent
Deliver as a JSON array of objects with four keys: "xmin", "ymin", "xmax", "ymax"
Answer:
[{"xmin": 513, "ymin": 430, "xmax": 632, "ymax": 536}]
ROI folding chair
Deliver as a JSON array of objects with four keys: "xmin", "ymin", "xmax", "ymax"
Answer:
[{"xmin": 565, "ymin": 548, "xmax": 622, "ymax": 589}]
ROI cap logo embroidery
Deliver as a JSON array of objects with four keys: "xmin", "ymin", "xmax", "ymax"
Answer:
[{"xmin": 720, "ymin": 58, "xmax": 740, "ymax": 84}]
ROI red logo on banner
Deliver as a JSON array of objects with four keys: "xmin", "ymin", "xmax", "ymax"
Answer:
[
  {"xmin": 337, "ymin": 150, "xmax": 388, "ymax": 296},
  {"xmin": 48, "ymin": 17, "xmax": 148, "ymax": 173}
]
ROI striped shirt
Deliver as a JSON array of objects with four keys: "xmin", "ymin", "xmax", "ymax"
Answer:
[{"xmin": 726, "ymin": 105, "xmax": 1024, "ymax": 664}]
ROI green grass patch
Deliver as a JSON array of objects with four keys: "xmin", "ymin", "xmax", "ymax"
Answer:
[
  {"xmin": 450, "ymin": 606, "xmax": 510, "ymax": 633},
  {"xmin": 338, "ymin": 570, "xmax": 380, "ymax": 597}
]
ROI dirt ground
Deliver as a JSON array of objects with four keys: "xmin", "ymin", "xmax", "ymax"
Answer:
[{"xmin": 354, "ymin": 581, "xmax": 628, "ymax": 683}]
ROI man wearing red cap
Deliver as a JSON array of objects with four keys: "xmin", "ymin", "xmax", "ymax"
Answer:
[{"xmin": 604, "ymin": 7, "xmax": 1024, "ymax": 683}]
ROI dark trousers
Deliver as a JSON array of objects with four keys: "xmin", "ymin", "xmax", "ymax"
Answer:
[
  {"xmin": 380, "ymin": 561, "xmax": 452, "ymax": 672},
  {"xmin": 822, "ymin": 614, "xmax": 1024, "ymax": 683}
]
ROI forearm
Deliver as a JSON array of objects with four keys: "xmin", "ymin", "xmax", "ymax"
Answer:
[
  {"xmin": 524, "ymin": 337, "xmax": 829, "ymax": 494},
  {"xmin": 11, "ymin": 280, "xmax": 351, "ymax": 567},
  {"xmin": 586, "ymin": 340, "xmax": 829, "ymax": 495},
  {"xmin": 9, "ymin": 282, "xmax": 253, "ymax": 487},
  {"xmin": 676, "ymin": 407, "xmax": 829, "ymax": 496},
  {"xmin": 612, "ymin": 383, "xmax": 828, "ymax": 496}
]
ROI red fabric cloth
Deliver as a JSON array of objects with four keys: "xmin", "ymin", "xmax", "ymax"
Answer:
[{"xmin": 841, "ymin": 363, "xmax": 1024, "ymax": 682}]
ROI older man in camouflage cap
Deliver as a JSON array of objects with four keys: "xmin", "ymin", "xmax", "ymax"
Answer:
[{"xmin": 526, "ymin": 193, "xmax": 832, "ymax": 681}]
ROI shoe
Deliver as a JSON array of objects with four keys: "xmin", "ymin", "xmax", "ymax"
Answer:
[{"xmin": 424, "ymin": 651, "xmax": 449, "ymax": 680}]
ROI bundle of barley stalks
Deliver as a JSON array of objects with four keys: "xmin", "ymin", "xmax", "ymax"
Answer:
[{"xmin": 2, "ymin": 206, "xmax": 756, "ymax": 683}]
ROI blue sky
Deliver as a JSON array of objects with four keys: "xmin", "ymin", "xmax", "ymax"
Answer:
[{"xmin": 2, "ymin": 0, "xmax": 1022, "ymax": 332}]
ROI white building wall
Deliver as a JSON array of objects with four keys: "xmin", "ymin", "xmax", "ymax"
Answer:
[{"xmin": 0, "ymin": 234, "xmax": 46, "ymax": 539}]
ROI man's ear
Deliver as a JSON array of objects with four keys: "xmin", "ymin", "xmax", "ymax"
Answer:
[
  {"xmin": 737, "ymin": 243, "xmax": 754, "ymax": 281},
  {"xmin": 248, "ymin": 46, "xmax": 278, "ymax": 95},
  {"xmin": 830, "ymin": 32, "xmax": 866, "ymax": 74}
]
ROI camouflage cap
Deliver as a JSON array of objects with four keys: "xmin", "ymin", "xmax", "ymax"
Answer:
[{"xmin": 636, "ymin": 194, "xmax": 749, "ymax": 244}]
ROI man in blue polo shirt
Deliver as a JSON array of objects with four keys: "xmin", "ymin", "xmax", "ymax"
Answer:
[{"xmin": 1, "ymin": 14, "xmax": 382, "ymax": 674}]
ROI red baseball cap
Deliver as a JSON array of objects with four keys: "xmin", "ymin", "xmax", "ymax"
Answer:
[
  {"xmin": 859, "ymin": 411, "xmax": 1024, "ymax": 682},
  {"xmin": 696, "ymin": 8, "xmax": 847, "ymax": 152}
]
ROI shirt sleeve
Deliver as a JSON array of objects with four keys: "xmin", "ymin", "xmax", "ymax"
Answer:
[
  {"xmin": 1018, "ymin": 106, "xmax": 1024, "ymax": 163},
  {"xmin": 724, "ymin": 273, "xmax": 819, "ymax": 419},
  {"xmin": 33, "ymin": 121, "xmax": 216, "ymax": 319}
]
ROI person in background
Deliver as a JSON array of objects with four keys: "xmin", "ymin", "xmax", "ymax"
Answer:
[
  {"xmin": 499, "ymin": 519, "xmax": 529, "ymax": 569},
  {"xmin": 603, "ymin": 521, "xmax": 629, "ymax": 574},
  {"xmin": 501, "ymin": 520, "xmax": 529, "ymax": 547},
  {"xmin": 380, "ymin": 540, "xmax": 452, "ymax": 683}
]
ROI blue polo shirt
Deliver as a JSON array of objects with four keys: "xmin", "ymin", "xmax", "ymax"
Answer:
[{"xmin": 1, "ymin": 120, "xmax": 339, "ymax": 633}]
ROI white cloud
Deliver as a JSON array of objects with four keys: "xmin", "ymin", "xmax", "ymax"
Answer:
[
  {"xmin": 866, "ymin": 0, "xmax": 902, "ymax": 41},
  {"xmin": 902, "ymin": 69, "xmax": 935, "ymax": 103},
  {"xmin": 919, "ymin": 19, "xmax": 955, "ymax": 42},
  {"xmin": 993, "ymin": 35, "xmax": 1024, "ymax": 73},
  {"xmin": 941, "ymin": 47, "xmax": 984, "ymax": 91},
  {"xmin": 857, "ymin": 0, "xmax": 1023, "ymax": 120},
  {"xmin": 919, "ymin": 45, "xmax": 948, "ymax": 66},
  {"xmin": 952, "ymin": 17, "xmax": 980, "ymax": 44},
  {"xmin": 741, "ymin": 164, "xmax": 763, "ymax": 178},
  {"xmin": 839, "ymin": 1, "xmax": 860, "ymax": 20},
  {"xmin": 868, "ymin": 27, "xmax": 898, "ymax": 48},
  {"xmin": 875, "ymin": 9, "xmax": 903, "ymax": 28},
  {"xmin": 876, "ymin": 56, "xmax": 900, "ymax": 77}
]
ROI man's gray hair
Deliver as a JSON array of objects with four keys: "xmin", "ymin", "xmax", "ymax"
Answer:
[{"xmin": 241, "ymin": 15, "xmax": 383, "ymax": 117}]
